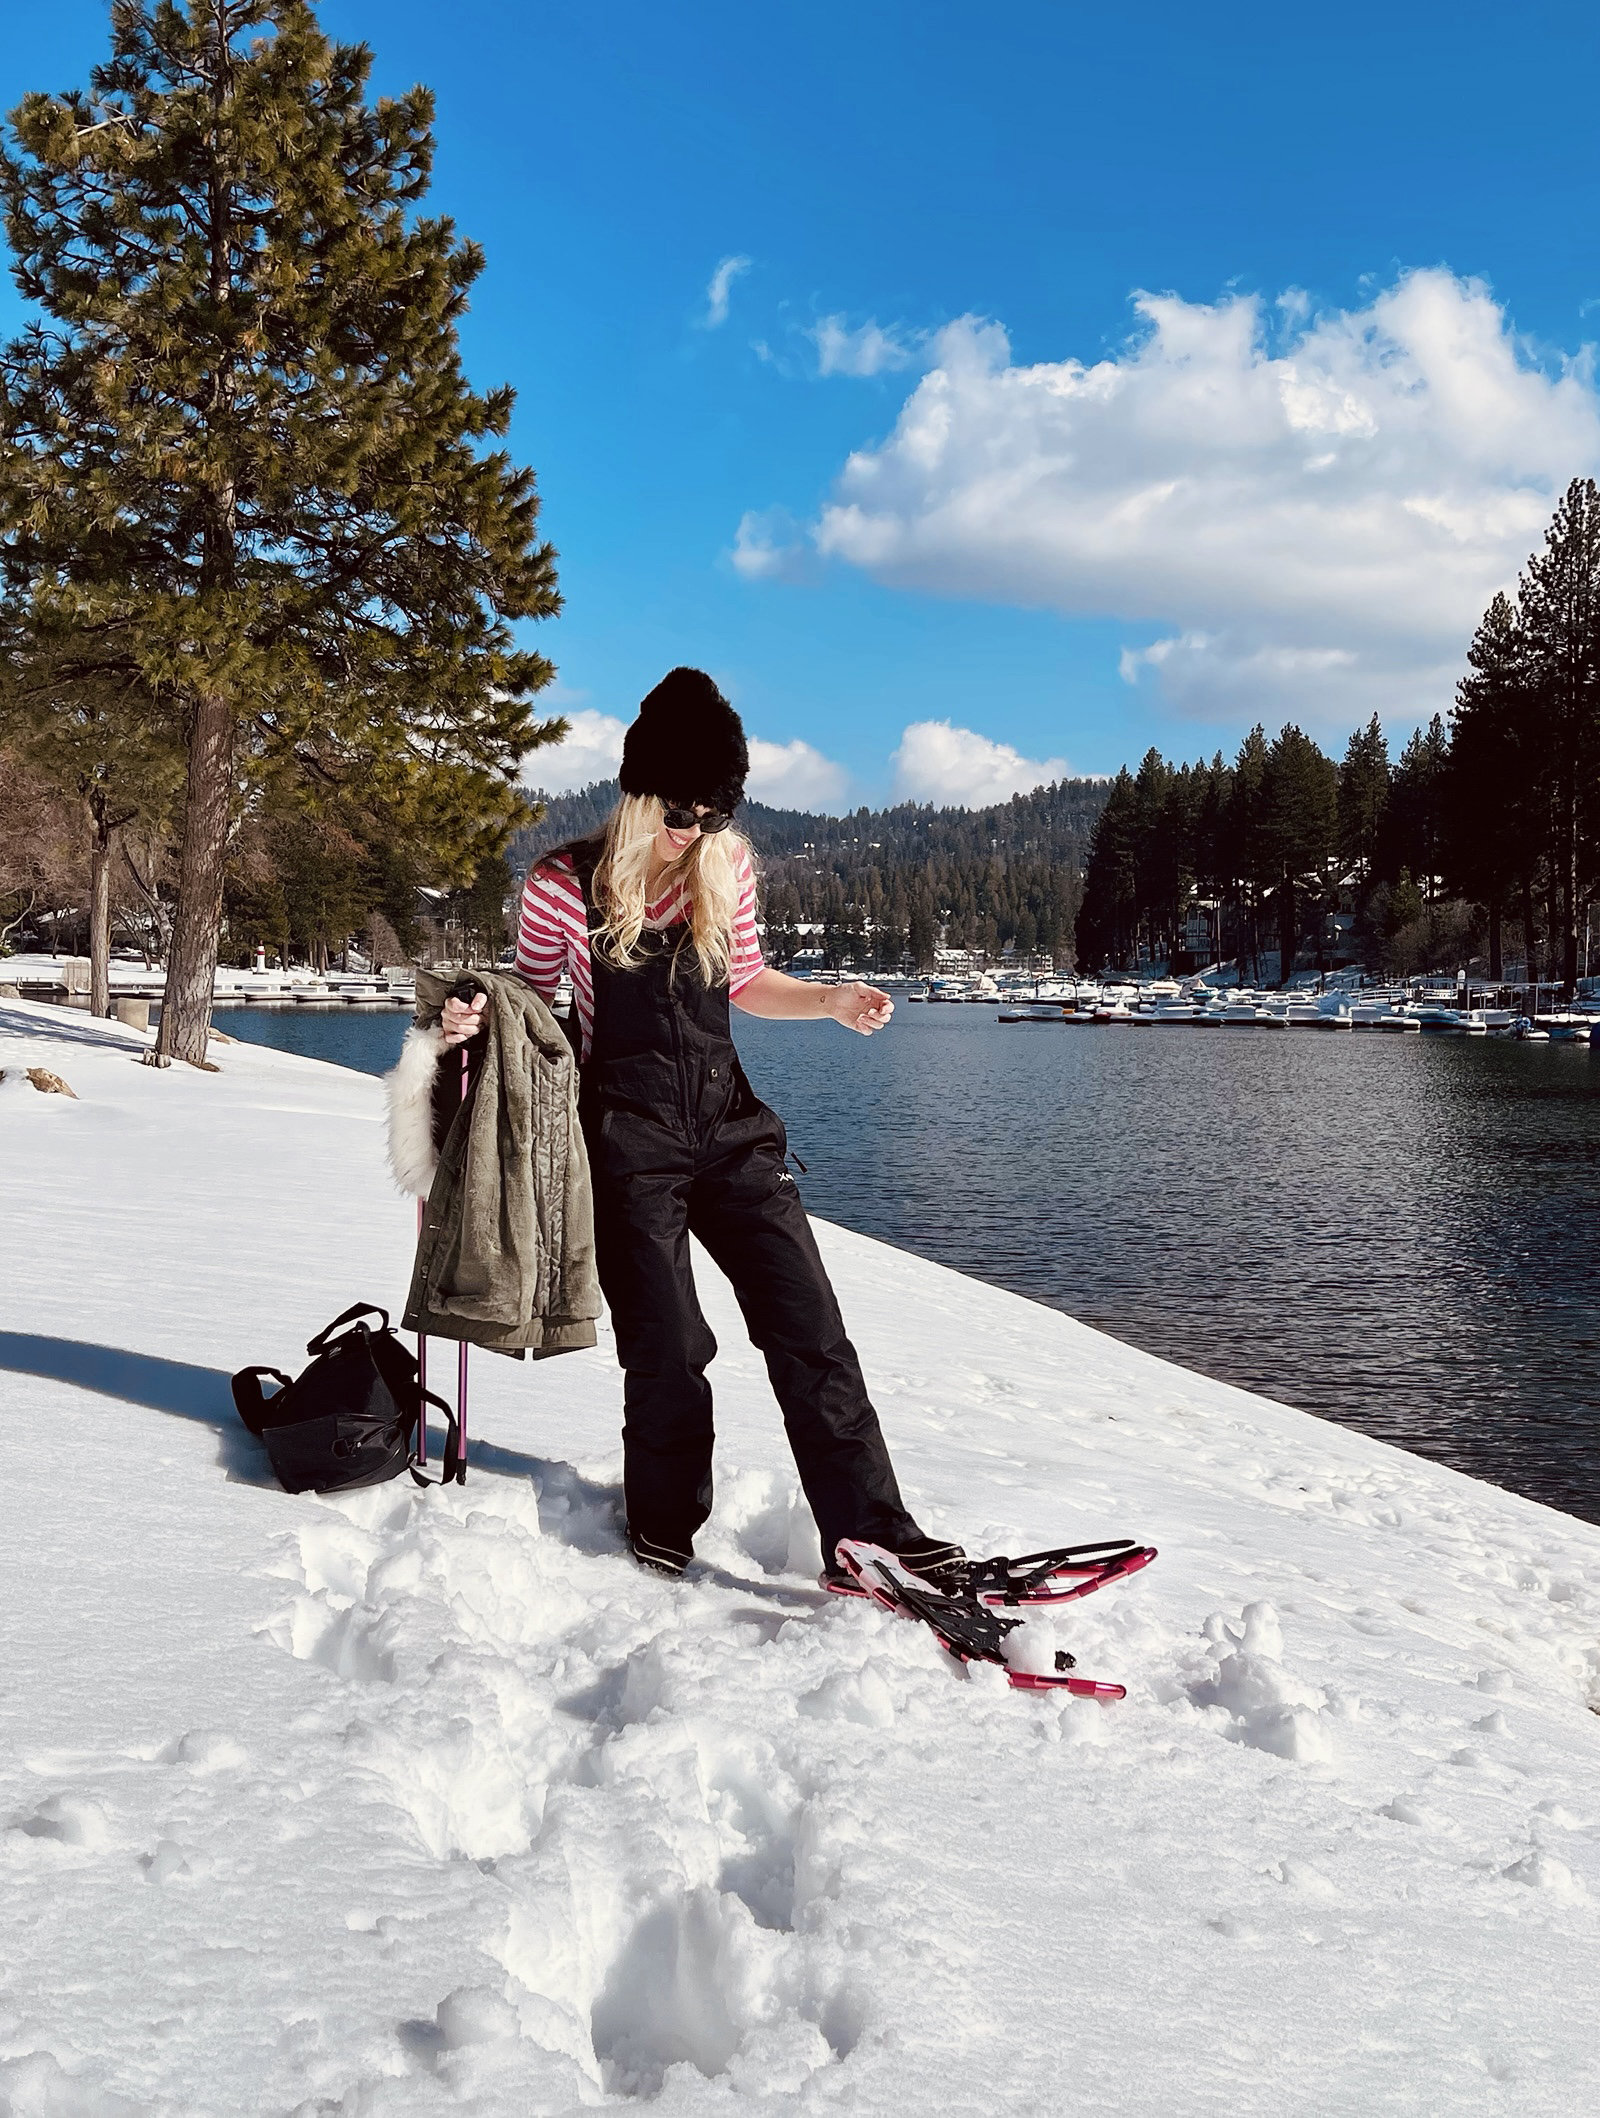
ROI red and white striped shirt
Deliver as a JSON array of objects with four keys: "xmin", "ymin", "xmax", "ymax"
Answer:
[{"xmin": 515, "ymin": 844, "xmax": 764, "ymax": 1062}]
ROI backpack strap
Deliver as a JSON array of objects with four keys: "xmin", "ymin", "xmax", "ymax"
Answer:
[
  {"xmin": 409, "ymin": 1387, "xmax": 462, "ymax": 1488},
  {"xmin": 306, "ymin": 1303, "xmax": 389, "ymax": 1355},
  {"xmin": 231, "ymin": 1366, "xmax": 294, "ymax": 1438}
]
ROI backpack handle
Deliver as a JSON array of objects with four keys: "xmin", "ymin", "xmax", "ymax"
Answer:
[
  {"xmin": 306, "ymin": 1302, "xmax": 390, "ymax": 1356},
  {"xmin": 231, "ymin": 1366, "xmax": 294, "ymax": 1438}
]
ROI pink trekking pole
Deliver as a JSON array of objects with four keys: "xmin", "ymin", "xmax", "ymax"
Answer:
[
  {"xmin": 454, "ymin": 1042, "xmax": 469, "ymax": 1482},
  {"xmin": 416, "ymin": 1197, "xmax": 429, "ymax": 1468},
  {"xmin": 414, "ymin": 1004, "xmax": 473, "ymax": 1482}
]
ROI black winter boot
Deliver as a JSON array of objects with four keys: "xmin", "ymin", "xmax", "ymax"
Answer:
[
  {"xmin": 821, "ymin": 1535, "xmax": 968, "ymax": 1599},
  {"xmin": 628, "ymin": 1525, "xmax": 690, "ymax": 1579}
]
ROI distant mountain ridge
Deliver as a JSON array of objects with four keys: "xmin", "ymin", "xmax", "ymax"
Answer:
[{"xmin": 512, "ymin": 778, "xmax": 1110, "ymax": 968}]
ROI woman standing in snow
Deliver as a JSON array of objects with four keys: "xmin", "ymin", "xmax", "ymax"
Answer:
[{"xmin": 442, "ymin": 667, "xmax": 962, "ymax": 1590}]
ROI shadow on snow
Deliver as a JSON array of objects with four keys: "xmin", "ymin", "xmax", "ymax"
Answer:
[{"xmin": 0, "ymin": 1331, "xmax": 830, "ymax": 1607}]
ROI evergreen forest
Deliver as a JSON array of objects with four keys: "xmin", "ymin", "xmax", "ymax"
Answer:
[
  {"xmin": 514, "ymin": 780, "xmax": 1111, "ymax": 972},
  {"xmin": 1077, "ymin": 478, "xmax": 1600, "ymax": 988}
]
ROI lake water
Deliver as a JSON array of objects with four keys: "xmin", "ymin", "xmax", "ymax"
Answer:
[{"xmin": 213, "ymin": 1001, "xmax": 1600, "ymax": 1525}]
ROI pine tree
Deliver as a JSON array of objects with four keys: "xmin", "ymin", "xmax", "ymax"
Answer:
[
  {"xmin": 0, "ymin": 2, "xmax": 562, "ymax": 1065},
  {"xmin": 1384, "ymin": 717, "xmax": 1450, "ymax": 900},
  {"xmin": 1128, "ymin": 748, "xmax": 1173, "ymax": 962},
  {"xmin": 1445, "ymin": 591, "xmax": 1528, "ymax": 979},
  {"xmin": 1220, "ymin": 726, "xmax": 1271, "ymax": 982},
  {"xmin": 1517, "ymin": 477, "xmax": 1600, "ymax": 990},
  {"xmin": 908, "ymin": 885, "xmax": 937, "ymax": 970},
  {"xmin": 1075, "ymin": 769, "xmax": 1138, "ymax": 969},
  {"xmin": 1261, "ymin": 725, "xmax": 1337, "ymax": 981},
  {"xmin": 1336, "ymin": 714, "xmax": 1390, "ymax": 899},
  {"xmin": 1192, "ymin": 752, "xmax": 1233, "ymax": 967}
]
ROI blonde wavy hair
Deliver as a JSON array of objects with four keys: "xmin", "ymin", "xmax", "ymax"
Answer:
[{"xmin": 591, "ymin": 793, "xmax": 750, "ymax": 987}]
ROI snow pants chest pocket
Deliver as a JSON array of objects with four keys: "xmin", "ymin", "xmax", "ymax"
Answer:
[{"xmin": 588, "ymin": 1052, "xmax": 683, "ymax": 1128}]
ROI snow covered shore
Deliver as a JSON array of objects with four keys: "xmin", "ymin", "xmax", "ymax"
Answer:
[{"xmin": 2, "ymin": 996, "xmax": 1598, "ymax": 2117}]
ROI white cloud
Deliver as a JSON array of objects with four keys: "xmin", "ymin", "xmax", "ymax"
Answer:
[
  {"xmin": 810, "ymin": 315, "xmax": 917, "ymax": 378},
  {"xmin": 802, "ymin": 270, "xmax": 1600, "ymax": 729},
  {"xmin": 730, "ymin": 508, "xmax": 808, "ymax": 581},
  {"xmin": 746, "ymin": 737, "xmax": 850, "ymax": 810},
  {"xmin": 891, "ymin": 720, "xmax": 1069, "ymax": 806},
  {"xmin": 704, "ymin": 254, "xmax": 751, "ymax": 329},
  {"xmin": 526, "ymin": 707, "xmax": 627, "ymax": 791}
]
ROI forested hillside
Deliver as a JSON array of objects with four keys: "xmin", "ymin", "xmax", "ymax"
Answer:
[
  {"xmin": 501, "ymin": 481, "xmax": 1600, "ymax": 989},
  {"xmin": 513, "ymin": 779, "xmax": 1111, "ymax": 969}
]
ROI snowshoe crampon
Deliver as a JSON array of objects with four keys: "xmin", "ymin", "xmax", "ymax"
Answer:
[{"xmin": 834, "ymin": 1540, "xmax": 1129, "ymax": 1700}]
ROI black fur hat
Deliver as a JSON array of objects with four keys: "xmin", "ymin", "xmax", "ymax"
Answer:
[{"xmin": 618, "ymin": 667, "xmax": 749, "ymax": 813}]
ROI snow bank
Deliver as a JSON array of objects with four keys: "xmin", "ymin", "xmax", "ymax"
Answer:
[{"xmin": 2, "ymin": 996, "xmax": 1597, "ymax": 2116}]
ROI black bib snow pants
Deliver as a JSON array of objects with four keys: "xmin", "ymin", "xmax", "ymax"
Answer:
[{"xmin": 577, "ymin": 893, "xmax": 921, "ymax": 1573}]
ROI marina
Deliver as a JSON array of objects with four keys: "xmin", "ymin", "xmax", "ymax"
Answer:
[
  {"xmin": 970, "ymin": 976, "xmax": 1597, "ymax": 1041},
  {"xmin": 9, "ymin": 950, "xmax": 1598, "ymax": 1050}
]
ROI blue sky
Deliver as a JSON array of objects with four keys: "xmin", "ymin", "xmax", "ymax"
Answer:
[{"xmin": 5, "ymin": 2, "xmax": 1600, "ymax": 806}]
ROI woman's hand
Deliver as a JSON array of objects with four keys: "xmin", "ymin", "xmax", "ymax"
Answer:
[
  {"xmin": 827, "ymin": 981, "xmax": 894, "ymax": 1036},
  {"xmin": 440, "ymin": 991, "xmax": 487, "ymax": 1045}
]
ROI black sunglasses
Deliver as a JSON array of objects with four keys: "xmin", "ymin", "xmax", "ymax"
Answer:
[{"xmin": 661, "ymin": 803, "xmax": 734, "ymax": 833}]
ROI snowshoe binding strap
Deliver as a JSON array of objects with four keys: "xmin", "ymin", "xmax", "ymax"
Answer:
[
  {"xmin": 894, "ymin": 1538, "xmax": 971, "ymax": 1597},
  {"xmin": 823, "ymin": 1538, "xmax": 968, "ymax": 1599},
  {"xmin": 883, "ymin": 1568, "xmax": 1024, "ymax": 1663},
  {"xmin": 841, "ymin": 1544, "xmax": 1023, "ymax": 1659}
]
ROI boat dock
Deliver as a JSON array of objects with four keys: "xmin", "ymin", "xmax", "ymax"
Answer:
[
  {"xmin": 985, "ymin": 978, "xmax": 1600, "ymax": 1040},
  {"xmin": 0, "ymin": 954, "xmax": 416, "ymax": 1015}
]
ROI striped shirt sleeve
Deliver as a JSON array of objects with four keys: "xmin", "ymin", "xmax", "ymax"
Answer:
[
  {"xmin": 515, "ymin": 855, "xmax": 596, "ymax": 1059},
  {"xmin": 728, "ymin": 843, "xmax": 764, "ymax": 995}
]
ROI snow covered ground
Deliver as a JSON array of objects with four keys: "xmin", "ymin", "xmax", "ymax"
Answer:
[{"xmin": 2, "ymin": 996, "xmax": 1598, "ymax": 2117}]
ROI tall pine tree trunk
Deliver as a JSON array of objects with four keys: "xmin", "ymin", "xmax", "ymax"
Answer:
[
  {"xmin": 1559, "ymin": 771, "xmax": 1580, "ymax": 991},
  {"xmin": 1278, "ymin": 877, "xmax": 1296, "ymax": 986},
  {"xmin": 1521, "ymin": 875, "xmax": 1539, "ymax": 983},
  {"xmin": 1546, "ymin": 877, "xmax": 1562, "ymax": 988},
  {"xmin": 88, "ymin": 814, "xmax": 112, "ymax": 1019},
  {"xmin": 1488, "ymin": 897, "xmax": 1503, "ymax": 981},
  {"xmin": 150, "ymin": 691, "xmax": 234, "ymax": 1067}
]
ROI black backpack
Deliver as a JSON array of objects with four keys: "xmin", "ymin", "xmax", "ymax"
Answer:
[{"xmin": 231, "ymin": 1303, "xmax": 460, "ymax": 1495}]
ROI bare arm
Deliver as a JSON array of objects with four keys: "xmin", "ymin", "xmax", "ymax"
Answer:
[{"xmin": 732, "ymin": 966, "xmax": 894, "ymax": 1035}]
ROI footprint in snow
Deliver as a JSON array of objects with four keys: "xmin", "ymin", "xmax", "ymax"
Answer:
[
  {"xmin": 1501, "ymin": 1850, "xmax": 1586, "ymax": 1902},
  {"xmin": 7, "ymin": 1793, "xmax": 110, "ymax": 1850}
]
